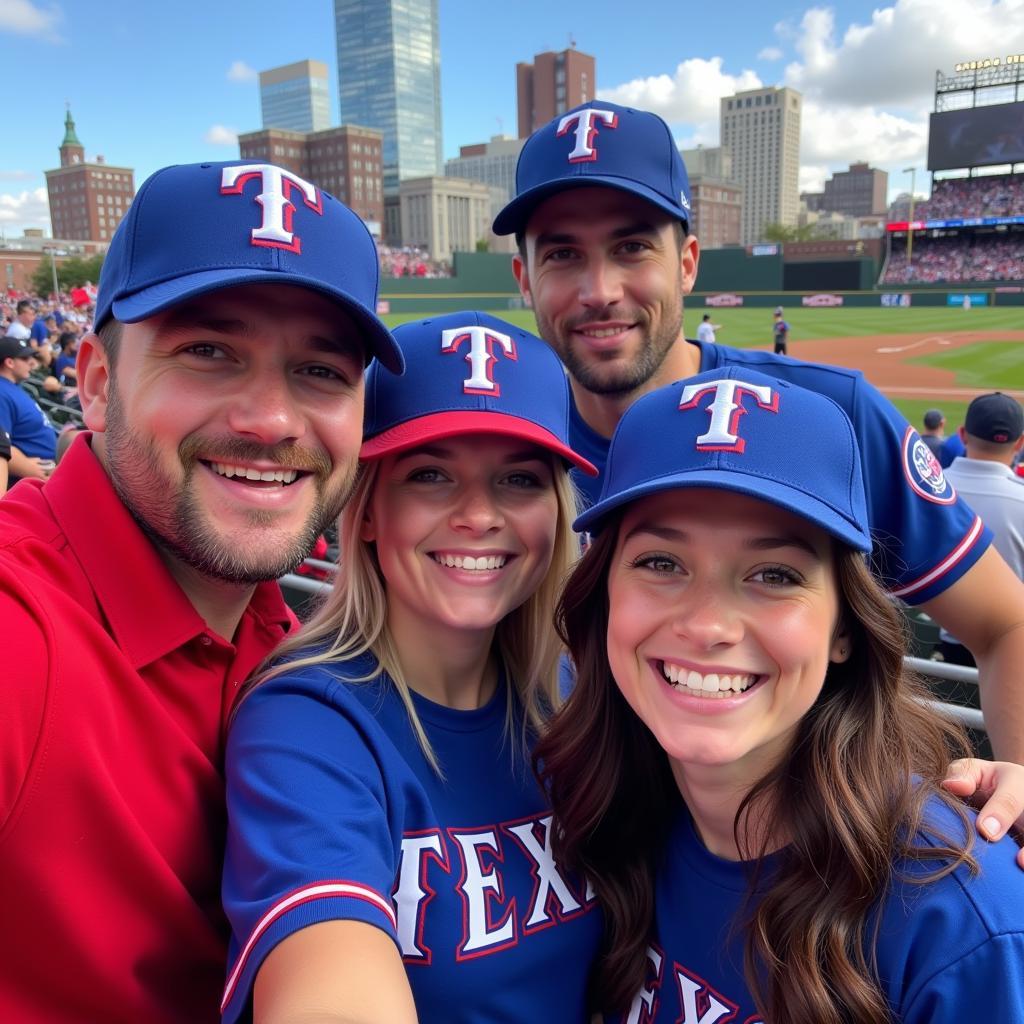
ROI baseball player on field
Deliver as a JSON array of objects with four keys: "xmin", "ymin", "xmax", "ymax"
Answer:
[
  {"xmin": 494, "ymin": 99, "xmax": 1024, "ymax": 768},
  {"xmin": 772, "ymin": 306, "xmax": 790, "ymax": 354}
]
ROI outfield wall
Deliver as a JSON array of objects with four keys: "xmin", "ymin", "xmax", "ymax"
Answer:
[{"xmin": 377, "ymin": 251, "xmax": 1024, "ymax": 313}]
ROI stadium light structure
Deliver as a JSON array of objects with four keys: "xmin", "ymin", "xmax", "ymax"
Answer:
[{"xmin": 903, "ymin": 167, "xmax": 917, "ymax": 268}]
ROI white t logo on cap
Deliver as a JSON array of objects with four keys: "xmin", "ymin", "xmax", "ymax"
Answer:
[
  {"xmin": 220, "ymin": 164, "xmax": 323, "ymax": 254},
  {"xmin": 679, "ymin": 378, "xmax": 779, "ymax": 452},
  {"xmin": 441, "ymin": 326, "xmax": 518, "ymax": 396},
  {"xmin": 556, "ymin": 108, "xmax": 619, "ymax": 163}
]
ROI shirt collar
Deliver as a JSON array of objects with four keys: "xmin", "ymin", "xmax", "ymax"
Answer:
[{"xmin": 44, "ymin": 434, "xmax": 293, "ymax": 669}]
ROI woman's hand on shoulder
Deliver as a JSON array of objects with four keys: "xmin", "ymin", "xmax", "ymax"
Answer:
[{"xmin": 941, "ymin": 757, "xmax": 1024, "ymax": 869}]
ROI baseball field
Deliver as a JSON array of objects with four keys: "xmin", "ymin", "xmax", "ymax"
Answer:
[{"xmin": 382, "ymin": 304, "xmax": 1024, "ymax": 431}]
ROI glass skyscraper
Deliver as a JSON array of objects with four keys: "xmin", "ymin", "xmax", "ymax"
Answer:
[
  {"xmin": 260, "ymin": 60, "xmax": 331, "ymax": 134},
  {"xmin": 334, "ymin": 0, "xmax": 442, "ymax": 194}
]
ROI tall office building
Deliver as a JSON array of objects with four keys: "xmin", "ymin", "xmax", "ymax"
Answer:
[
  {"xmin": 720, "ymin": 86, "xmax": 802, "ymax": 245},
  {"xmin": 820, "ymin": 162, "xmax": 888, "ymax": 218},
  {"xmin": 259, "ymin": 60, "xmax": 331, "ymax": 133},
  {"xmin": 334, "ymin": 0, "xmax": 442, "ymax": 195},
  {"xmin": 517, "ymin": 48, "xmax": 596, "ymax": 138},
  {"xmin": 45, "ymin": 110, "xmax": 134, "ymax": 243}
]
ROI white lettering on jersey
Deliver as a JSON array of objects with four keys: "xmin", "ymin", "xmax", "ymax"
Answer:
[
  {"xmin": 395, "ymin": 831, "xmax": 447, "ymax": 962},
  {"xmin": 504, "ymin": 814, "xmax": 583, "ymax": 929},
  {"xmin": 675, "ymin": 965, "xmax": 739, "ymax": 1024},
  {"xmin": 556, "ymin": 108, "xmax": 619, "ymax": 162},
  {"xmin": 441, "ymin": 325, "xmax": 518, "ymax": 395},
  {"xmin": 678, "ymin": 379, "xmax": 779, "ymax": 453},
  {"xmin": 220, "ymin": 163, "xmax": 322, "ymax": 253},
  {"xmin": 624, "ymin": 945, "xmax": 665, "ymax": 1024},
  {"xmin": 451, "ymin": 829, "xmax": 516, "ymax": 957}
]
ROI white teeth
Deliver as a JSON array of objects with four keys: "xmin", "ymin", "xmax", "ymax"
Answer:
[
  {"xmin": 210, "ymin": 462, "xmax": 298, "ymax": 484},
  {"xmin": 662, "ymin": 663, "xmax": 757, "ymax": 697},
  {"xmin": 582, "ymin": 327, "xmax": 627, "ymax": 338},
  {"xmin": 434, "ymin": 553, "xmax": 507, "ymax": 571}
]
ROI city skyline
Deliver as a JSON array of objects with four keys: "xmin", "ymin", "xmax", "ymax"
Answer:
[{"xmin": 2, "ymin": 0, "xmax": 1022, "ymax": 237}]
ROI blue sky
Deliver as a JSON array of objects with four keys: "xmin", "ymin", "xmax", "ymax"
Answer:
[{"xmin": 2, "ymin": 0, "xmax": 1021, "ymax": 236}]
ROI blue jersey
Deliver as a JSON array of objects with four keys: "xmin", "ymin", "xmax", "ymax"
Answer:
[
  {"xmin": 570, "ymin": 341, "xmax": 990, "ymax": 604},
  {"xmin": 222, "ymin": 654, "xmax": 601, "ymax": 1023},
  {"xmin": 614, "ymin": 798, "xmax": 1024, "ymax": 1023},
  {"xmin": 0, "ymin": 377, "xmax": 57, "ymax": 460}
]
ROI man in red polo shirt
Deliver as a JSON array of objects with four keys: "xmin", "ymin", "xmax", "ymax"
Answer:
[{"xmin": 0, "ymin": 161, "xmax": 403, "ymax": 1022}]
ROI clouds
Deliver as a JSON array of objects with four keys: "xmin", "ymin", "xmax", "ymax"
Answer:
[
  {"xmin": 0, "ymin": 188, "xmax": 51, "ymax": 233},
  {"xmin": 0, "ymin": 0, "xmax": 61, "ymax": 37},
  {"xmin": 782, "ymin": 0, "xmax": 1024, "ymax": 109},
  {"xmin": 600, "ymin": 0, "xmax": 1024, "ymax": 201},
  {"xmin": 204, "ymin": 125, "xmax": 238, "ymax": 146},
  {"xmin": 598, "ymin": 57, "xmax": 763, "ymax": 147},
  {"xmin": 227, "ymin": 60, "xmax": 256, "ymax": 83}
]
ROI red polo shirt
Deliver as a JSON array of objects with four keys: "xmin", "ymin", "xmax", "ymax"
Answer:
[{"xmin": 0, "ymin": 435, "xmax": 296, "ymax": 1023}]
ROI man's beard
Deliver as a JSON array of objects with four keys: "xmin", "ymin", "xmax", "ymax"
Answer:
[
  {"xmin": 534, "ymin": 298, "xmax": 684, "ymax": 398},
  {"xmin": 103, "ymin": 385, "xmax": 357, "ymax": 584}
]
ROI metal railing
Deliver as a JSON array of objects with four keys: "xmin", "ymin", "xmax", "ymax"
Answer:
[{"xmin": 282, "ymin": 563, "xmax": 988, "ymax": 736}]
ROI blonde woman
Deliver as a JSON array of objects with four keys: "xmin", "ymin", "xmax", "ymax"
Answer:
[{"xmin": 221, "ymin": 313, "xmax": 602, "ymax": 1024}]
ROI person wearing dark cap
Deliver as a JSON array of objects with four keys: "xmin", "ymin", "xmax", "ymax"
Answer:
[
  {"xmin": 0, "ymin": 161, "xmax": 402, "ymax": 1023},
  {"xmin": 494, "ymin": 98, "xmax": 1024, "ymax": 767},
  {"xmin": 921, "ymin": 407, "xmax": 946, "ymax": 457},
  {"xmin": 0, "ymin": 334, "xmax": 57, "ymax": 483},
  {"xmin": 936, "ymin": 394, "xmax": 1024, "ymax": 666}
]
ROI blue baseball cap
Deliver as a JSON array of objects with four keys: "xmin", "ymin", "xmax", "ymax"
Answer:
[
  {"xmin": 493, "ymin": 101, "xmax": 691, "ymax": 236},
  {"xmin": 574, "ymin": 367, "xmax": 872, "ymax": 552},
  {"xmin": 361, "ymin": 311, "xmax": 597, "ymax": 475},
  {"xmin": 93, "ymin": 161, "xmax": 403, "ymax": 373}
]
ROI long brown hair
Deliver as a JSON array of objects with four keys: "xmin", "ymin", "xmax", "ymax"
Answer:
[{"xmin": 534, "ymin": 515, "xmax": 977, "ymax": 1022}]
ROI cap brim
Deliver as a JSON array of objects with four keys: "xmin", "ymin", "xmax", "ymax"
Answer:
[
  {"xmin": 360, "ymin": 410, "xmax": 598, "ymax": 476},
  {"xmin": 493, "ymin": 176, "xmax": 689, "ymax": 236},
  {"xmin": 573, "ymin": 470, "xmax": 871, "ymax": 551},
  {"xmin": 110, "ymin": 267, "xmax": 404, "ymax": 374}
]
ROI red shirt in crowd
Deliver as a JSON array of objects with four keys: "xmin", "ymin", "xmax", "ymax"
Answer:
[{"xmin": 0, "ymin": 434, "xmax": 295, "ymax": 1023}]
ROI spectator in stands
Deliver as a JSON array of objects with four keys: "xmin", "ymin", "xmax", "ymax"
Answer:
[
  {"xmin": 0, "ymin": 336, "xmax": 57, "ymax": 484},
  {"xmin": 55, "ymin": 423, "xmax": 82, "ymax": 463},
  {"xmin": 0, "ymin": 160, "xmax": 402, "ymax": 1023},
  {"xmin": 937, "ymin": 394, "xmax": 1024, "ymax": 667},
  {"xmin": 921, "ymin": 408, "xmax": 946, "ymax": 457},
  {"xmin": 31, "ymin": 311, "xmax": 56, "ymax": 347},
  {"xmin": 940, "ymin": 429, "xmax": 967, "ymax": 469},
  {"xmin": 54, "ymin": 331, "xmax": 79, "ymax": 384},
  {"xmin": 5, "ymin": 299, "xmax": 34, "ymax": 341}
]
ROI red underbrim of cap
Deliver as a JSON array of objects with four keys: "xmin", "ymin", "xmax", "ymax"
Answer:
[{"xmin": 360, "ymin": 411, "xmax": 598, "ymax": 476}]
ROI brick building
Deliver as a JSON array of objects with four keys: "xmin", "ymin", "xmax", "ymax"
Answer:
[
  {"xmin": 44, "ymin": 110, "xmax": 134, "ymax": 244},
  {"xmin": 517, "ymin": 48, "xmax": 595, "ymax": 138},
  {"xmin": 237, "ymin": 124, "xmax": 384, "ymax": 234}
]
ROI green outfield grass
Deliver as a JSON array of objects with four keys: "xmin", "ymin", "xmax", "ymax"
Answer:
[
  {"xmin": 385, "ymin": 305, "xmax": 1023, "ymax": 347},
  {"xmin": 685, "ymin": 306, "xmax": 1024, "ymax": 347},
  {"xmin": 910, "ymin": 342, "xmax": 1024, "ymax": 391},
  {"xmin": 889, "ymin": 398, "xmax": 970, "ymax": 433}
]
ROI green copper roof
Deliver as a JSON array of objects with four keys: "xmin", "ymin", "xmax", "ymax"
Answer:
[{"xmin": 62, "ymin": 109, "xmax": 81, "ymax": 147}]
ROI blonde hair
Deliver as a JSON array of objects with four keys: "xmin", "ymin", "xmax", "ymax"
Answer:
[{"xmin": 245, "ymin": 455, "xmax": 580, "ymax": 774}]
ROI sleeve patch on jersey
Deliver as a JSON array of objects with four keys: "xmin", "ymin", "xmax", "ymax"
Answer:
[
  {"xmin": 901, "ymin": 426, "xmax": 957, "ymax": 505},
  {"xmin": 221, "ymin": 880, "xmax": 397, "ymax": 1012}
]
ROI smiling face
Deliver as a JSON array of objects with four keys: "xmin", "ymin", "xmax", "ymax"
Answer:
[
  {"xmin": 513, "ymin": 186, "xmax": 697, "ymax": 398},
  {"xmin": 81, "ymin": 283, "xmax": 367, "ymax": 583},
  {"xmin": 360, "ymin": 435, "xmax": 560, "ymax": 647},
  {"xmin": 606, "ymin": 488, "xmax": 849, "ymax": 788}
]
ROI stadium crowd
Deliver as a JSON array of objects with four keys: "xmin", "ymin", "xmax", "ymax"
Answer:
[
  {"xmin": 881, "ymin": 232, "xmax": 1024, "ymax": 284},
  {"xmin": 915, "ymin": 172, "xmax": 1024, "ymax": 221},
  {"xmin": 376, "ymin": 244, "xmax": 451, "ymax": 278}
]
